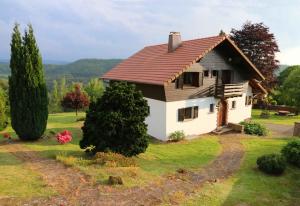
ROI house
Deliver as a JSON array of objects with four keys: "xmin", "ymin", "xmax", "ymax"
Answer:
[{"xmin": 102, "ymin": 32, "xmax": 267, "ymax": 141}]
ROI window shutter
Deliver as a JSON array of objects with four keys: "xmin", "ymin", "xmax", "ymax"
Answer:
[
  {"xmin": 176, "ymin": 75, "xmax": 184, "ymax": 89},
  {"xmin": 178, "ymin": 108, "xmax": 185, "ymax": 121},
  {"xmin": 193, "ymin": 106, "xmax": 198, "ymax": 118},
  {"xmin": 199, "ymin": 72, "xmax": 204, "ymax": 86}
]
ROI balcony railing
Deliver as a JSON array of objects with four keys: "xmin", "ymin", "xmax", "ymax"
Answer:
[{"xmin": 215, "ymin": 83, "xmax": 244, "ymax": 98}]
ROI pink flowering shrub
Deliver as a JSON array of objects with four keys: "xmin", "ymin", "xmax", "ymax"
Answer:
[
  {"xmin": 56, "ymin": 130, "xmax": 72, "ymax": 144},
  {"xmin": 2, "ymin": 133, "xmax": 11, "ymax": 139}
]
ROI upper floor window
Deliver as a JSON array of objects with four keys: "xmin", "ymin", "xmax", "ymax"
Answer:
[
  {"xmin": 176, "ymin": 72, "xmax": 203, "ymax": 89},
  {"xmin": 212, "ymin": 70, "xmax": 218, "ymax": 77}
]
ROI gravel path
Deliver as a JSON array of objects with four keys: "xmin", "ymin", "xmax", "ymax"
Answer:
[
  {"xmin": 264, "ymin": 123, "xmax": 294, "ymax": 137},
  {"xmin": 0, "ymin": 136, "xmax": 244, "ymax": 206}
]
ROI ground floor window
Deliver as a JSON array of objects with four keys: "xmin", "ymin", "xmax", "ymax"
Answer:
[
  {"xmin": 245, "ymin": 96, "xmax": 252, "ymax": 106},
  {"xmin": 232, "ymin": 100, "xmax": 236, "ymax": 109},
  {"xmin": 178, "ymin": 106, "xmax": 198, "ymax": 121},
  {"xmin": 209, "ymin": 103, "xmax": 215, "ymax": 113}
]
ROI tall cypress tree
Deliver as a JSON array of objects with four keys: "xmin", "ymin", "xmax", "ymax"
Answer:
[{"xmin": 9, "ymin": 24, "xmax": 48, "ymax": 140}]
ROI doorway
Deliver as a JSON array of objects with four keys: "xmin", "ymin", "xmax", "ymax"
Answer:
[{"xmin": 217, "ymin": 99, "xmax": 228, "ymax": 127}]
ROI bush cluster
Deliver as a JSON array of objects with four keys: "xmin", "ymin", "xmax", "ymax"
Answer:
[
  {"xmin": 168, "ymin": 131, "xmax": 185, "ymax": 142},
  {"xmin": 256, "ymin": 154, "xmax": 286, "ymax": 175},
  {"xmin": 94, "ymin": 152, "xmax": 136, "ymax": 167},
  {"xmin": 281, "ymin": 140, "xmax": 300, "ymax": 167},
  {"xmin": 241, "ymin": 121, "xmax": 268, "ymax": 136},
  {"xmin": 0, "ymin": 87, "xmax": 8, "ymax": 131}
]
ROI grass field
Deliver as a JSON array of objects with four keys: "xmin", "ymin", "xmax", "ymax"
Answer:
[
  {"xmin": 0, "ymin": 111, "xmax": 299, "ymax": 204},
  {"xmin": 1, "ymin": 112, "xmax": 221, "ymax": 188},
  {"xmin": 251, "ymin": 109, "xmax": 300, "ymax": 125},
  {"xmin": 182, "ymin": 137, "xmax": 300, "ymax": 206}
]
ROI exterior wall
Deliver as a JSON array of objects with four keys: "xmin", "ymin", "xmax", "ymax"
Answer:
[
  {"xmin": 145, "ymin": 85, "xmax": 253, "ymax": 141},
  {"xmin": 145, "ymin": 98, "xmax": 167, "ymax": 140},
  {"xmin": 165, "ymin": 97, "xmax": 218, "ymax": 139},
  {"xmin": 227, "ymin": 85, "xmax": 253, "ymax": 123}
]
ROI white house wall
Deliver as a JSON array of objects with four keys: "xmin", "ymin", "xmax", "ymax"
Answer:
[
  {"xmin": 165, "ymin": 97, "xmax": 217, "ymax": 140},
  {"xmin": 145, "ymin": 98, "xmax": 167, "ymax": 140},
  {"xmin": 145, "ymin": 85, "xmax": 253, "ymax": 141},
  {"xmin": 227, "ymin": 85, "xmax": 253, "ymax": 123}
]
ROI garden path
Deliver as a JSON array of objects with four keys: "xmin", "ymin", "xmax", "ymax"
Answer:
[{"xmin": 0, "ymin": 136, "xmax": 244, "ymax": 206}]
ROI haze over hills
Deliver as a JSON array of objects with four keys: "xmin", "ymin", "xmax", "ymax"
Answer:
[{"xmin": 0, "ymin": 58, "xmax": 122, "ymax": 88}]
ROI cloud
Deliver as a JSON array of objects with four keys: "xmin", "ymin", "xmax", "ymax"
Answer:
[
  {"xmin": 277, "ymin": 48, "xmax": 300, "ymax": 66},
  {"xmin": 0, "ymin": 0, "xmax": 299, "ymax": 63}
]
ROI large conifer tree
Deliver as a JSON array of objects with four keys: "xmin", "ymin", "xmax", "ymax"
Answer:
[{"xmin": 9, "ymin": 24, "xmax": 48, "ymax": 140}]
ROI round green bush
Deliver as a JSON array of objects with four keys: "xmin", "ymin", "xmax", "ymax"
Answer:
[
  {"xmin": 256, "ymin": 154, "xmax": 286, "ymax": 175},
  {"xmin": 281, "ymin": 140, "xmax": 300, "ymax": 167},
  {"xmin": 80, "ymin": 82, "xmax": 149, "ymax": 157},
  {"xmin": 241, "ymin": 121, "xmax": 268, "ymax": 136}
]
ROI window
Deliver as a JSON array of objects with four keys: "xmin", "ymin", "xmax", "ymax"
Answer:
[
  {"xmin": 204, "ymin": 70, "xmax": 209, "ymax": 77},
  {"xmin": 245, "ymin": 96, "xmax": 252, "ymax": 106},
  {"xmin": 232, "ymin": 101, "xmax": 236, "ymax": 109},
  {"xmin": 176, "ymin": 72, "xmax": 203, "ymax": 89},
  {"xmin": 212, "ymin": 70, "xmax": 218, "ymax": 77},
  {"xmin": 178, "ymin": 106, "xmax": 198, "ymax": 121},
  {"xmin": 209, "ymin": 104, "xmax": 215, "ymax": 113}
]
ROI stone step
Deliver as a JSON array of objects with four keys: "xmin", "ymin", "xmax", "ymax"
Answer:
[{"xmin": 212, "ymin": 127, "xmax": 234, "ymax": 135}]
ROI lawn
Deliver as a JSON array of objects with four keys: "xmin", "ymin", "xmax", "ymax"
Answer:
[
  {"xmin": 0, "ymin": 147, "xmax": 55, "ymax": 199},
  {"xmin": 252, "ymin": 109, "xmax": 300, "ymax": 125},
  {"xmin": 182, "ymin": 138, "xmax": 300, "ymax": 206},
  {"xmin": 0, "ymin": 112, "xmax": 221, "ymax": 188}
]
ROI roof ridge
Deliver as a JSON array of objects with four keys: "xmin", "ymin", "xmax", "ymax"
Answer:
[{"xmin": 144, "ymin": 35, "xmax": 223, "ymax": 49}]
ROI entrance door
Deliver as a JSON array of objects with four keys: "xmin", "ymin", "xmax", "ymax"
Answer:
[
  {"xmin": 221, "ymin": 70, "xmax": 232, "ymax": 84},
  {"xmin": 217, "ymin": 100, "xmax": 227, "ymax": 127}
]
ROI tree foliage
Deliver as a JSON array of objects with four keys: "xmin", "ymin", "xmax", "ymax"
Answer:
[
  {"xmin": 280, "ymin": 69, "xmax": 300, "ymax": 110},
  {"xmin": 0, "ymin": 87, "xmax": 8, "ymax": 131},
  {"xmin": 80, "ymin": 81, "xmax": 149, "ymax": 157},
  {"xmin": 84, "ymin": 78, "xmax": 104, "ymax": 103},
  {"xmin": 9, "ymin": 24, "xmax": 48, "ymax": 140},
  {"xmin": 61, "ymin": 84, "xmax": 89, "ymax": 115},
  {"xmin": 230, "ymin": 22, "xmax": 279, "ymax": 90}
]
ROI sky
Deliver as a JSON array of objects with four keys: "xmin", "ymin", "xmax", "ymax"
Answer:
[{"xmin": 0, "ymin": 0, "xmax": 299, "ymax": 65}]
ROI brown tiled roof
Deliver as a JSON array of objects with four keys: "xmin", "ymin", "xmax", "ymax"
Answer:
[{"xmin": 101, "ymin": 35, "xmax": 264, "ymax": 85}]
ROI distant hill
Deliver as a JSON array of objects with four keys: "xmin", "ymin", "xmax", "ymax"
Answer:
[{"xmin": 0, "ymin": 58, "xmax": 122, "ymax": 88}]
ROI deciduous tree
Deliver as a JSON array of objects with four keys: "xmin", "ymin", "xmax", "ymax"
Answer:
[
  {"xmin": 230, "ymin": 21, "xmax": 279, "ymax": 90},
  {"xmin": 61, "ymin": 84, "xmax": 89, "ymax": 115},
  {"xmin": 84, "ymin": 78, "xmax": 104, "ymax": 103}
]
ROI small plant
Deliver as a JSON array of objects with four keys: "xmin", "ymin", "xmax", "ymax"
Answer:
[
  {"xmin": 94, "ymin": 152, "xmax": 136, "ymax": 167},
  {"xmin": 240, "ymin": 121, "xmax": 268, "ymax": 136},
  {"xmin": 56, "ymin": 130, "xmax": 72, "ymax": 144},
  {"xmin": 256, "ymin": 154, "xmax": 286, "ymax": 175},
  {"xmin": 281, "ymin": 140, "xmax": 300, "ymax": 167},
  {"xmin": 260, "ymin": 110, "xmax": 270, "ymax": 119},
  {"xmin": 168, "ymin": 131, "xmax": 185, "ymax": 142}
]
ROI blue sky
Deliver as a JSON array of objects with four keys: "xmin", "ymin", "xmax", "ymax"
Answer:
[{"xmin": 0, "ymin": 0, "xmax": 299, "ymax": 64}]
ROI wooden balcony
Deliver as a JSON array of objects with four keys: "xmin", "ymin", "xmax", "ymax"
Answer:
[{"xmin": 215, "ymin": 83, "xmax": 244, "ymax": 98}]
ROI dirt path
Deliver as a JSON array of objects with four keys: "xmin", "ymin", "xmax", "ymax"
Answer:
[
  {"xmin": 264, "ymin": 123, "xmax": 294, "ymax": 137},
  {"xmin": 0, "ymin": 137, "xmax": 244, "ymax": 206}
]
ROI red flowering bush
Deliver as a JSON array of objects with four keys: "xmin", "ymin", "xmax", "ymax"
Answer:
[{"xmin": 56, "ymin": 130, "xmax": 72, "ymax": 144}]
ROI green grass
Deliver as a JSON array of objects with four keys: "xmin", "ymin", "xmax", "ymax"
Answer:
[
  {"xmin": 252, "ymin": 109, "xmax": 300, "ymax": 125},
  {"xmin": 1, "ymin": 112, "xmax": 221, "ymax": 188},
  {"xmin": 182, "ymin": 137, "xmax": 300, "ymax": 206},
  {"xmin": 0, "ymin": 147, "xmax": 55, "ymax": 198}
]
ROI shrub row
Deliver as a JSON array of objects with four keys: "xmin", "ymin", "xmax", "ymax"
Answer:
[{"xmin": 257, "ymin": 139, "xmax": 300, "ymax": 175}]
